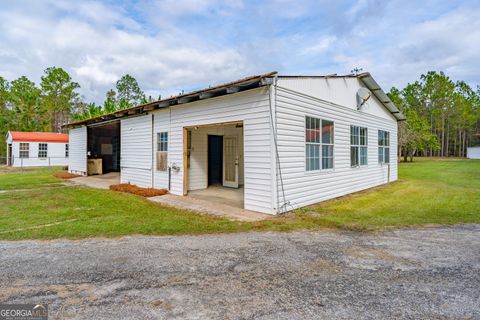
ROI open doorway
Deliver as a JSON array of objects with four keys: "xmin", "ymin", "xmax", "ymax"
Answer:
[
  {"xmin": 208, "ymin": 135, "xmax": 223, "ymax": 186},
  {"xmin": 87, "ymin": 121, "xmax": 120, "ymax": 175},
  {"xmin": 184, "ymin": 121, "xmax": 244, "ymax": 208},
  {"xmin": 7, "ymin": 144, "xmax": 12, "ymax": 166}
]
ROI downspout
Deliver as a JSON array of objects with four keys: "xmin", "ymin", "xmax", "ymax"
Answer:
[
  {"xmin": 151, "ymin": 113, "xmax": 155, "ymax": 188},
  {"xmin": 168, "ymin": 107, "xmax": 172, "ymax": 191},
  {"xmin": 267, "ymin": 75, "xmax": 288, "ymax": 214}
]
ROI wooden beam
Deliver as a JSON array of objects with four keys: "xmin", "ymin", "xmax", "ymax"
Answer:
[
  {"xmin": 143, "ymin": 104, "xmax": 155, "ymax": 111},
  {"xmin": 185, "ymin": 121, "xmax": 243, "ymax": 129}
]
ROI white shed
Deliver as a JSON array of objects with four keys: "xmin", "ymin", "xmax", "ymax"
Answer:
[
  {"xmin": 5, "ymin": 131, "xmax": 69, "ymax": 167},
  {"xmin": 65, "ymin": 72, "xmax": 404, "ymax": 214},
  {"xmin": 467, "ymin": 147, "xmax": 480, "ymax": 159}
]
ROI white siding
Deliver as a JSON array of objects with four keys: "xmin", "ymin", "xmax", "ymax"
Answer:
[
  {"xmin": 274, "ymin": 85, "xmax": 398, "ymax": 211},
  {"xmin": 69, "ymin": 127, "xmax": 87, "ymax": 174},
  {"xmin": 10, "ymin": 141, "xmax": 69, "ymax": 167},
  {"xmin": 120, "ymin": 115, "xmax": 153, "ymax": 187},
  {"xmin": 151, "ymin": 87, "xmax": 274, "ymax": 214},
  {"xmin": 467, "ymin": 147, "xmax": 480, "ymax": 159},
  {"xmin": 277, "ymin": 77, "xmax": 397, "ymax": 121}
]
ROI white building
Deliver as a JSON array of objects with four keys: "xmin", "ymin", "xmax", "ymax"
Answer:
[
  {"xmin": 66, "ymin": 72, "xmax": 405, "ymax": 214},
  {"xmin": 6, "ymin": 131, "xmax": 69, "ymax": 167},
  {"xmin": 467, "ymin": 147, "xmax": 480, "ymax": 159}
]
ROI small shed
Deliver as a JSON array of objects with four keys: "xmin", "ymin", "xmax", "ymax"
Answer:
[
  {"xmin": 467, "ymin": 147, "xmax": 480, "ymax": 159},
  {"xmin": 5, "ymin": 131, "xmax": 69, "ymax": 167}
]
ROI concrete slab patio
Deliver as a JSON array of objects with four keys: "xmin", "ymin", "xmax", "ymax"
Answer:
[
  {"xmin": 70, "ymin": 172, "xmax": 120, "ymax": 189},
  {"xmin": 68, "ymin": 174, "xmax": 267, "ymax": 221},
  {"xmin": 149, "ymin": 192, "xmax": 268, "ymax": 222}
]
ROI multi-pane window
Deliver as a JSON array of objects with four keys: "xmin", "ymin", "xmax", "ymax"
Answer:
[
  {"xmin": 378, "ymin": 130, "xmax": 390, "ymax": 164},
  {"xmin": 305, "ymin": 116, "xmax": 334, "ymax": 171},
  {"xmin": 65, "ymin": 144, "xmax": 69, "ymax": 158},
  {"xmin": 38, "ymin": 143, "xmax": 48, "ymax": 158},
  {"xmin": 19, "ymin": 143, "xmax": 29, "ymax": 158},
  {"xmin": 351, "ymin": 126, "xmax": 368, "ymax": 167},
  {"xmin": 157, "ymin": 132, "xmax": 168, "ymax": 151}
]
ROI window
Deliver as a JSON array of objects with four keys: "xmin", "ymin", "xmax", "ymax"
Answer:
[
  {"xmin": 156, "ymin": 132, "xmax": 168, "ymax": 171},
  {"xmin": 378, "ymin": 130, "xmax": 390, "ymax": 164},
  {"xmin": 65, "ymin": 144, "xmax": 69, "ymax": 158},
  {"xmin": 351, "ymin": 126, "xmax": 368, "ymax": 167},
  {"xmin": 19, "ymin": 143, "xmax": 29, "ymax": 158},
  {"xmin": 38, "ymin": 143, "xmax": 48, "ymax": 158},
  {"xmin": 157, "ymin": 132, "xmax": 168, "ymax": 151},
  {"xmin": 305, "ymin": 116, "xmax": 334, "ymax": 171}
]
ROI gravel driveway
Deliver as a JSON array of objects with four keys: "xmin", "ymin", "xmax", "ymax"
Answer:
[{"xmin": 1, "ymin": 225, "xmax": 479, "ymax": 319}]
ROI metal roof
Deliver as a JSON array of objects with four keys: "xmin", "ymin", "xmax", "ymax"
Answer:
[
  {"xmin": 277, "ymin": 72, "xmax": 405, "ymax": 121},
  {"xmin": 356, "ymin": 73, "xmax": 406, "ymax": 121},
  {"xmin": 64, "ymin": 72, "xmax": 278, "ymax": 128},
  {"xmin": 64, "ymin": 70, "xmax": 404, "ymax": 128},
  {"xmin": 7, "ymin": 131, "xmax": 69, "ymax": 143}
]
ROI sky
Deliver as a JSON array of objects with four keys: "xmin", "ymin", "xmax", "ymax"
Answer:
[{"xmin": 0, "ymin": 0, "xmax": 479, "ymax": 104}]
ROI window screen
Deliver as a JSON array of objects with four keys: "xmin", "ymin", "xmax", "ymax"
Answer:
[
  {"xmin": 38, "ymin": 143, "xmax": 48, "ymax": 158},
  {"xmin": 378, "ymin": 130, "xmax": 390, "ymax": 164},
  {"xmin": 351, "ymin": 126, "xmax": 368, "ymax": 167},
  {"xmin": 19, "ymin": 143, "xmax": 29, "ymax": 158},
  {"xmin": 305, "ymin": 116, "xmax": 334, "ymax": 171},
  {"xmin": 157, "ymin": 132, "xmax": 168, "ymax": 151}
]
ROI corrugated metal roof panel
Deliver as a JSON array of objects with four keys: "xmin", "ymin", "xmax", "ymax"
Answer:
[{"xmin": 8, "ymin": 131, "xmax": 69, "ymax": 143}]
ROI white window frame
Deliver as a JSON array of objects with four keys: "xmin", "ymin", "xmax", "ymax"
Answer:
[
  {"xmin": 38, "ymin": 143, "xmax": 48, "ymax": 158},
  {"xmin": 65, "ymin": 144, "xmax": 69, "ymax": 158},
  {"xmin": 19, "ymin": 143, "xmax": 29, "ymax": 158},
  {"xmin": 305, "ymin": 116, "xmax": 334, "ymax": 172},
  {"xmin": 378, "ymin": 130, "xmax": 390, "ymax": 164},
  {"xmin": 351, "ymin": 126, "xmax": 368, "ymax": 167},
  {"xmin": 157, "ymin": 132, "xmax": 168, "ymax": 152}
]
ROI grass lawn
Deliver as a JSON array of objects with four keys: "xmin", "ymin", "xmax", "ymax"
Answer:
[
  {"xmin": 0, "ymin": 166, "xmax": 65, "ymax": 190},
  {"xmin": 303, "ymin": 158, "xmax": 480, "ymax": 230},
  {"xmin": 0, "ymin": 186, "xmax": 253, "ymax": 240},
  {"xmin": 0, "ymin": 158, "xmax": 478, "ymax": 240}
]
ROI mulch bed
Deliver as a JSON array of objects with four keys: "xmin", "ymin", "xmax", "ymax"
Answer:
[
  {"xmin": 54, "ymin": 172, "xmax": 82, "ymax": 179},
  {"xmin": 109, "ymin": 183, "xmax": 168, "ymax": 197}
]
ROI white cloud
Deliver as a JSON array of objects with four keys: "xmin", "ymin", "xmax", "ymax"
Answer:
[
  {"xmin": 0, "ymin": 0, "xmax": 478, "ymax": 104},
  {"xmin": 0, "ymin": 0, "xmax": 254, "ymax": 102},
  {"xmin": 301, "ymin": 36, "xmax": 337, "ymax": 55}
]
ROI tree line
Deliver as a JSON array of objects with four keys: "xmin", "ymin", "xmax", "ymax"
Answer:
[
  {"xmin": 0, "ymin": 67, "xmax": 150, "ymax": 157},
  {"xmin": 1, "ymin": 68, "xmax": 479, "ymax": 160},
  {"xmin": 389, "ymin": 71, "xmax": 480, "ymax": 161}
]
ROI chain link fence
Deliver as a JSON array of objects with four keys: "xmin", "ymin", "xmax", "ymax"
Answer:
[{"xmin": 0, "ymin": 156, "xmax": 68, "ymax": 169}]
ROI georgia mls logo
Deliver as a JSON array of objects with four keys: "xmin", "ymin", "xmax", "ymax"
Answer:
[{"xmin": 0, "ymin": 304, "xmax": 48, "ymax": 320}]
